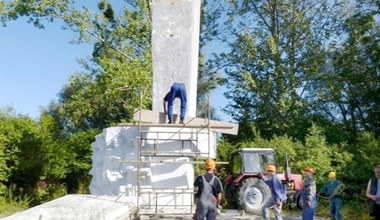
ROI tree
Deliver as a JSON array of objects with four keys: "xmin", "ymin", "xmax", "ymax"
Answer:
[
  {"xmin": 0, "ymin": 109, "xmax": 41, "ymax": 191},
  {"xmin": 344, "ymin": 132, "xmax": 379, "ymax": 189},
  {"xmin": 64, "ymin": 128, "xmax": 98, "ymax": 193},
  {"xmin": 205, "ymin": 0, "xmax": 343, "ymax": 140},
  {"xmin": 321, "ymin": 12, "xmax": 380, "ymax": 140},
  {"xmin": 197, "ymin": 55, "xmax": 221, "ymax": 120},
  {"xmin": 37, "ymin": 114, "xmax": 71, "ymax": 180},
  {"xmin": 1, "ymin": 0, "xmax": 152, "ymax": 133},
  {"xmin": 0, "ymin": 0, "xmax": 71, "ymax": 28},
  {"xmin": 293, "ymin": 125, "xmax": 353, "ymax": 186},
  {"xmin": 196, "ymin": 1, "xmax": 225, "ymax": 120},
  {"xmin": 45, "ymin": 0, "xmax": 152, "ymax": 132},
  {"xmin": 0, "ymin": 1, "xmax": 153, "ymax": 199}
]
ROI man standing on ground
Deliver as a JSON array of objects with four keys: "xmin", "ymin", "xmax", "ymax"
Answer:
[
  {"xmin": 366, "ymin": 165, "xmax": 380, "ymax": 220},
  {"xmin": 193, "ymin": 159, "xmax": 223, "ymax": 220},
  {"xmin": 163, "ymin": 82, "xmax": 187, "ymax": 124},
  {"xmin": 260, "ymin": 164, "xmax": 287, "ymax": 220},
  {"xmin": 302, "ymin": 166, "xmax": 317, "ymax": 220},
  {"xmin": 318, "ymin": 172, "xmax": 344, "ymax": 220}
]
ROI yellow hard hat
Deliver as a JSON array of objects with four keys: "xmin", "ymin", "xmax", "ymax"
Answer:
[
  {"xmin": 205, "ymin": 159, "xmax": 216, "ymax": 169},
  {"xmin": 266, "ymin": 165, "xmax": 276, "ymax": 172},
  {"xmin": 328, "ymin": 172, "xmax": 336, "ymax": 178}
]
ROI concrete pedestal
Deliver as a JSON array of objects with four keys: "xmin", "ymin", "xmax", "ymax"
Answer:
[{"xmin": 1, "ymin": 195, "xmax": 133, "ymax": 220}]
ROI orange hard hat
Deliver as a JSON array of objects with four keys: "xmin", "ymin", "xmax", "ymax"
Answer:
[
  {"xmin": 205, "ymin": 159, "xmax": 216, "ymax": 169},
  {"xmin": 266, "ymin": 165, "xmax": 276, "ymax": 172},
  {"xmin": 304, "ymin": 166, "xmax": 315, "ymax": 174}
]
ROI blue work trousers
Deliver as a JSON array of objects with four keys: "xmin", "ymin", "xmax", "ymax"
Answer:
[
  {"xmin": 329, "ymin": 196, "xmax": 342, "ymax": 220},
  {"xmin": 262, "ymin": 201, "xmax": 283, "ymax": 220},
  {"xmin": 166, "ymin": 83, "xmax": 187, "ymax": 121},
  {"xmin": 302, "ymin": 197, "xmax": 317, "ymax": 220}
]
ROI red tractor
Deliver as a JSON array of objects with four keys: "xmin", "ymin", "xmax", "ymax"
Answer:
[{"xmin": 225, "ymin": 148, "xmax": 303, "ymax": 213}]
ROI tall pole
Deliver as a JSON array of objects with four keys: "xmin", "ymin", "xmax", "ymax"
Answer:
[
  {"xmin": 136, "ymin": 88, "xmax": 143, "ymax": 218},
  {"xmin": 208, "ymin": 93, "xmax": 211, "ymax": 158}
]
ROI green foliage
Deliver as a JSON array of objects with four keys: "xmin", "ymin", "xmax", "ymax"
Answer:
[
  {"xmin": 292, "ymin": 125, "xmax": 333, "ymax": 183},
  {"xmin": 0, "ymin": 110, "xmax": 41, "ymax": 189},
  {"xmin": 0, "ymin": 184, "xmax": 31, "ymax": 216},
  {"xmin": 197, "ymin": 1, "xmax": 224, "ymax": 120},
  {"xmin": 64, "ymin": 128, "xmax": 99, "ymax": 193},
  {"xmin": 345, "ymin": 132, "xmax": 380, "ymax": 189},
  {"xmin": 0, "ymin": 110, "xmax": 73, "ymax": 207},
  {"xmin": 52, "ymin": 59, "xmax": 152, "ymax": 132},
  {"xmin": 218, "ymin": 124, "xmax": 354, "ymax": 185},
  {"xmin": 38, "ymin": 114, "xmax": 72, "ymax": 180},
  {"xmin": 2, "ymin": 0, "xmax": 153, "ymax": 133},
  {"xmin": 1, "ymin": 0, "xmax": 153, "ymax": 206},
  {"xmin": 0, "ymin": 0, "xmax": 71, "ymax": 28},
  {"xmin": 224, "ymin": 120, "xmax": 261, "ymax": 144},
  {"xmin": 196, "ymin": 58, "xmax": 221, "ymax": 120},
  {"xmin": 215, "ymin": 138, "xmax": 236, "ymax": 179},
  {"xmin": 40, "ymin": 0, "xmax": 153, "ymax": 133},
  {"xmin": 206, "ymin": 0, "xmax": 342, "ymax": 140},
  {"xmin": 33, "ymin": 181, "xmax": 67, "ymax": 205},
  {"xmin": 341, "ymin": 194, "xmax": 372, "ymax": 219},
  {"xmin": 0, "ymin": 1, "xmax": 379, "ymax": 219},
  {"xmin": 321, "ymin": 12, "xmax": 380, "ymax": 139},
  {"xmin": 216, "ymin": 138, "xmax": 237, "ymax": 163},
  {"xmin": 357, "ymin": 132, "xmax": 380, "ymax": 175},
  {"xmin": 66, "ymin": 129, "xmax": 98, "ymax": 172}
]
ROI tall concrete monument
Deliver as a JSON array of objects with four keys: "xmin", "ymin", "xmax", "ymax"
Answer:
[
  {"xmin": 152, "ymin": 0, "xmax": 201, "ymax": 117},
  {"xmin": 87, "ymin": 0, "xmax": 208, "ymax": 215},
  {"xmin": 2, "ymin": 1, "xmax": 238, "ymax": 219}
]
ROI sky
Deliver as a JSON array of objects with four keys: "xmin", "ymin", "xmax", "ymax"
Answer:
[
  {"xmin": 0, "ymin": 3, "xmax": 231, "ymax": 122},
  {"xmin": 0, "ymin": 18, "xmax": 91, "ymax": 119}
]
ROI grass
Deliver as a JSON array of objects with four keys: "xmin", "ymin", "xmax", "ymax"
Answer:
[
  {"xmin": 287, "ymin": 197, "xmax": 371, "ymax": 220},
  {"xmin": 0, "ymin": 196, "xmax": 30, "ymax": 217},
  {"xmin": 0, "ymin": 185, "xmax": 372, "ymax": 220},
  {"xmin": 0, "ymin": 196, "xmax": 27, "ymax": 217},
  {"xmin": 0, "ymin": 185, "xmax": 32, "ymax": 217}
]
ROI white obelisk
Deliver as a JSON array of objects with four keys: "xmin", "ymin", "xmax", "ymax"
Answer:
[{"xmin": 151, "ymin": 0, "xmax": 200, "ymax": 118}]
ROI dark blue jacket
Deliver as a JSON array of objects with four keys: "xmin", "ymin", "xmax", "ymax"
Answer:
[{"xmin": 264, "ymin": 174, "xmax": 287, "ymax": 202}]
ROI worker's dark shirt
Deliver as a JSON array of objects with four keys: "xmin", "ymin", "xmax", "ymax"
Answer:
[
  {"xmin": 194, "ymin": 173, "xmax": 223, "ymax": 198},
  {"xmin": 319, "ymin": 180, "xmax": 343, "ymax": 198}
]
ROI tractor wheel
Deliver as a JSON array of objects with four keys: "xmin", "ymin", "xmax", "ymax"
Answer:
[
  {"xmin": 236, "ymin": 177, "xmax": 271, "ymax": 213},
  {"xmin": 225, "ymin": 185, "xmax": 237, "ymax": 208},
  {"xmin": 296, "ymin": 191, "xmax": 303, "ymax": 210},
  {"xmin": 287, "ymin": 191, "xmax": 301, "ymax": 209}
]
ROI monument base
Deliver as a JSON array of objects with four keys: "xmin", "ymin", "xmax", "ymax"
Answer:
[{"xmin": 1, "ymin": 194, "xmax": 134, "ymax": 220}]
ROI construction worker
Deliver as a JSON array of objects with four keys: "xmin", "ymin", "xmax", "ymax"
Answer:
[
  {"xmin": 318, "ymin": 172, "xmax": 345, "ymax": 220},
  {"xmin": 366, "ymin": 165, "xmax": 380, "ymax": 219},
  {"xmin": 260, "ymin": 164, "xmax": 287, "ymax": 220},
  {"xmin": 302, "ymin": 166, "xmax": 317, "ymax": 220},
  {"xmin": 163, "ymin": 82, "xmax": 187, "ymax": 124},
  {"xmin": 193, "ymin": 159, "xmax": 223, "ymax": 220}
]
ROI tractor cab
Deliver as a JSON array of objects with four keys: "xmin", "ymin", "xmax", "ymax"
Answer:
[
  {"xmin": 230, "ymin": 148, "xmax": 276, "ymax": 176},
  {"xmin": 225, "ymin": 148, "xmax": 303, "ymax": 213}
]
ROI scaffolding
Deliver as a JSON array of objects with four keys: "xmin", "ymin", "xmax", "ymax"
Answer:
[
  {"xmin": 119, "ymin": 123, "xmax": 218, "ymax": 216},
  {"xmin": 117, "ymin": 108, "xmax": 237, "ymax": 217}
]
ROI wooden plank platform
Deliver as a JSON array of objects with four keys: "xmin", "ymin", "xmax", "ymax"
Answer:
[{"xmin": 129, "ymin": 109, "xmax": 238, "ymax": 135}]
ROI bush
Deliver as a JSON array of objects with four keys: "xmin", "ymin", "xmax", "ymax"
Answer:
[
  {"xmin": 0, "ymin": 184, "xmax": 32, "ymax": 216},
  {"xmin": 322, "ymin": 197, "xmax": 370, "ymax": 219},
  {"xmin": 33, "ymin": 181, "xmax": 67, "ymax": 205}
]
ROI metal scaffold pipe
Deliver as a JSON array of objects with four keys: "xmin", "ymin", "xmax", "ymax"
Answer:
[{"xmin": 119, "ymin": 160, "xmax": 229, "ymax": 165}]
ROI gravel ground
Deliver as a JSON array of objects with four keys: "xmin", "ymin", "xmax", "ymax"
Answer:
[{"xmin": 144, "ymin": 209, "xmax": 328, "ymax": 220}]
